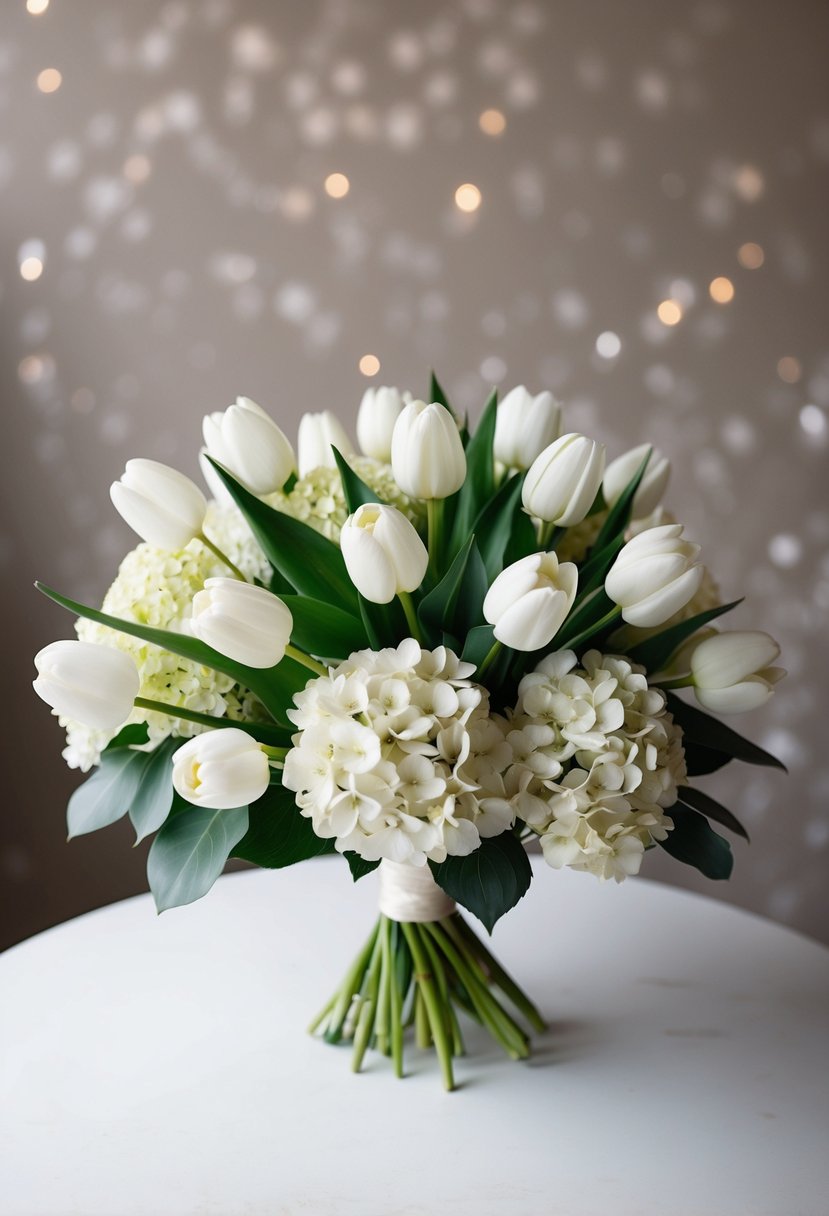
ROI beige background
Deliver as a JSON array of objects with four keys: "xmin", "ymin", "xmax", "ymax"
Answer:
[{"xmin": 2, "ymin": 0, "xmax": 827, "ymax": 949}]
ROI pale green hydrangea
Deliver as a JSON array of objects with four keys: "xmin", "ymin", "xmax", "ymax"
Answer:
[{"xmin": 266, "ymin": 456, "xmax": 425, "ymax": 541}]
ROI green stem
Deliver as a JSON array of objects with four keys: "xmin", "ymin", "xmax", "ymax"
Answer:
[
  {"xmin": 558, "ymin": 605, "xmax": 622, "ymax": 654},
  {"xmin": 261, "ymin": 744, "xmax": 289, "ymax": 761},
  {"xmin": 398, "ymin": 592, "xmax": 423, "ymax": 643},
  {"xmin": 401, "ymin": 921, "xmax": 455, "ymax": 1092},
  {"xmin": 476, "ymin": 639, "xmax": 503, "ymax": 681},
  {"xmin": 450, "ymin": 915, "xmax": 546, "ymax": 1033},
  {"xmin": 285, "ymin": 644, "xmax": 328, "ymax": 678},
  {"xmin": 426, "ymin": 498, "xmax": 445, "ymax": 580},
  {"xmin": 653, "ymin": 675, "xmax": 694, "ymax": 690},
  {"xmin": 538, "ymin": 521, "xmax": 565, "ymax": 551},
  {"xmin": 351, "ymin": 931, "xmax": 384, "ymax": 1073},
  {"xmin": 198, "ymin": 532, "xmax": 248, "ymax": 582},
  {"xmin": 388, "ymin": 922, "xmax": 405, "ymax": 1078},
  {"xmin": 133, "ymin": 697, "xmax": 286, "ymax": 746}
]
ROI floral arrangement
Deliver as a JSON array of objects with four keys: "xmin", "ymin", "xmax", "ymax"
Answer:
[{"xmin": 33, "ymin": 381, "xmax": 785, "ymax": 1090}]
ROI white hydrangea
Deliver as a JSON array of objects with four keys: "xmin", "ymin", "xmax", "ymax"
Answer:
[
  {"xmin": 267, "ymin": 456, "xmax": 424, "ymax": 542},
  {"xmin": 62, "ymin": 501, "xmax": 271, "ymax": 771},
  {"xmin": 282, "ymin": 639, "xmax": 515, "ymax": 866},
  {"xmin": 508, "ymin": 649, "xmax": 685, "ymax": 882}
]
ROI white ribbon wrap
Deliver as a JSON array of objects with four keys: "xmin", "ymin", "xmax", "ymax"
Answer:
[{"xmin": 378, "ymin": 859, "xmax": 455, "ymax": 923}]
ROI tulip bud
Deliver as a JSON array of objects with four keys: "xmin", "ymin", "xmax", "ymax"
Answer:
[
  {"xmin": 110, "ymin": 459, "xmax": 207, "ymax": 550},
  {"xmin": 522, "ymin": 433, "xmax": 606, "ymax": 526},
  {"xmin": 297, "ymin": 411, "xmax": 354, "ymax": 477},
  {"xmin": 483, "ymin": 552, "xmax": 578, "ymax": 651},
  {"xmin": 603, "ymin": 443, "xmax": 671, "ymax": 520},
  {"xmin": 172, "ymin": 727, "xmax": 270, "ymax": 809},
  {"xmin": 202, "ymin": 396, "xmax": 295, "ymax": 495},
  {"xmin": 191, "ymin": 578, "xmax": 293, "ymax": 668},
  {"xmin": 33, "ymin": 640, "xmax": 140, "ymax": 731},
  {"xmin": 340, "ymin": 503, "xmax": 429, "ymax": 603},
  {"xmin": 690, "ymin": 630, "xmax": 785, "ymax": 714},
  {"xmin": 493, "ymin": 386, "xmax": 562, "ymax": 471},
  {"xmin": 390, "ymin": 400, "xmax": 467, "ymax": 499},
  {"xmin": 356, "ymin": 386, "xmax": 410, "ymax": 462},
  {"xmin": 605, "ymin": 523, "xmax": 704, "ymax": 628}
]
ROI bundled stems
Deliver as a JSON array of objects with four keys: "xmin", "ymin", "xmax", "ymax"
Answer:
[{"xmin": 309, "ymin": 911, "xmax": 545, "ymax": 1092}]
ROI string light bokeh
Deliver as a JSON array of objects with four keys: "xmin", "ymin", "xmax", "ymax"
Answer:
[{"xmin": 2, "ymin": 0, "xmax": 827, "ymax": 947}]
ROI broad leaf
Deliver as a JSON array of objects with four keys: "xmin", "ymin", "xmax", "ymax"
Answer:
[
  {"xmin": 345, "ymin": 852, "xmax": 381, "ymax": 881},
  {"xmin": 332, "ymin": 447, "xmax": 386, "ymax": 512},
  {"xmin": 667, "ymin": 693, "xmax": 786, "ymax": 771},
  {"xmin": 575, "ymin": 533, "xmax": 625, "ymax": 598},
  {"xmin": 232, "ymin": 785, "xmax": 335, "ymax": 868},
  {"xmin": 471, "ymin": 472, "xmax": 526, "ymax": 581},
  {"xmin": 683, "ymin": 741, "xmax": 732, "ymax": 777},
  {"xmin": 448, "ymin": 389, "xmax": 498, "ymax": 555},
  {"xmin": 206, "ymin": 457, "xmax": 358, "ymax": 612},
  {"xmin": 461, "ymin": 623, "xmax": 497, "ymax": 671},
  {"xmin": 148, "ymin": 803, "xmax": 249, "ymax": 912},
  {"xmin": 628, "ymin": 599, "xmax": 743, "ymax": 674},
  {"xmin": 503, "ymin": 497, "xmax": 538, "ymax": 568},
  {"xmin": 129, "ymin": 739, "xmax": 179, "ymax": 844},
  {"xmin": 658, "ymin": 805, "xmax": 733, "ymax": 880},
  {"xmin": 591, "ymin": 448, "xmax": 651, "ymax": 554},
  {"xmin": 278, "ymin": 594, "xmax": 367, "ymax": 659},
  {"xmin": 430, "ymin": 831, "xmax": 532, "ymax": 933},
  {"xmin": 418, "ymin": 535, "xmax": 484, "ymax": 645},
  {"xmin": 67, "ymin": 748, "xmax": 147, "ymax": 839},
  {"xmin": 105, "ymin": 722, "xmax": 150, "ymax": 751},
  {"xmin": 35, "ymin": 583, "xmax": 300, "ymax": 735},
  {"xmin": 677, "ymin": 784, "xmax": 749, "ymax": 842},
  {"xmin": 556, "ymin": 587, "xmax": 615, "ymax": 651},
  {"xmin": 429, "ymin": 370, "xmax": 456, "ymax": 419}
]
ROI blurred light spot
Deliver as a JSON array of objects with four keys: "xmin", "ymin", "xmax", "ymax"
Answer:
[
  {"xmin": 734, "ymin": 164, "xmax": 765, "ymax": 201},
  {"xmin": 27, "ymin": 0, "xmax": 50, "ymax": 13},
  {"xmin": 388, "ymin": 31, "xmax": 422, "ymax": 72},
  {"xmin": 324, "ymin": 172, "xmax": 350, "ymax": 199},
  {"xmin": 552, "ymin": 289, "xmax": 589, "ymax": 330},
  {"xmin": 358, "ymin": 354, "xmax": 380, "ymax": 377},
  {"xmin": 709, "ymin": 276, "xmax": 734, "ymax": 303},
  {"xmin": 123, "ymin": 153, "xmax": 151, "ymax": 183},
  {"xmin": 274, "ymin": 281, "xmax": 315, "ymax": 323},
  {"xmin": 19, "ymin": 256, "xmax": 44, "ymax": 281},
  {"xmin": 738, "ymin": 241, "xmax": 764, "ymax": 269},
  {"xmin": 635, "ymin": 70, "xmax": 669, "ymax": 111},
  {"xmin": 669, "ymin": 278, "xmax": 696, "ymax": 307},
  {"xmin": 480, "ymin": 355, "xmax": 507, "ymax": 383},
  {"xmin": 721, "ymin": 415, "xmax": 757, "ymax": 454},
  {"xmin": 231, "ymin": 25, "xmax": 277, "ymax": 71},
  {"xmin": 331, "ymin": 61, "xmax": 365, "ymax": 96},
  {"xmin": 800, "ymin": 404, "xmax": 826, "ymax": 439},
  {"xmin": 769, "ymin": 533, "xmax": 802, "ymax": 568},
  {"xmin": 657, "ymin": 299, "xmax": 683, "ymax": 326},
  {"xmin": 18, "ymin": 354, "xmax": 47, "ymax": 384},
  {"xmin": 280, "ymin": 186, "xmax": 314, "ymax": 220},
  {"xmin": 386, "ymin": 103, "xmax": 422, "ymax": 149},
  {"xmin": 479, "ymin": 108, "xmax": 506, "ymax": 136},
  {"xmin": 210, "ymin": 252, "xmax": 256, "ymax": 284},
  {"xmin": 37, "ymin": 67, "xmax": 62, "ymax": 93},
  {"xmin": 644, "ymin": 364, "xmax": 675, "ymax": 396},
  {"xmin": 595, "ymin": 331, "xmax": 621, "ymax": 359},
  {"xmin": 777, "ymin": 356, "xmax": 802, "ymax": 384},
  {"xmin": 454, "ymin": 183, "xmax": 482, "ymax": 212}
]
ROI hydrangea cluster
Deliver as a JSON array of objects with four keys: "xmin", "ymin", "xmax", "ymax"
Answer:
[
  {"xmin": 507, "ymin": 650, "xmax": 686, "ymax": 882},
  {"xmin": 63, "ymin": 502, "xmax": 270, "ymax": 770},
  {"xmin": 267, "ymin": 456, "xmax": 424, "ymax": 541},
  {"xmin": 283, "ymin": 639, "xmax": 514, "ymax": 865}
]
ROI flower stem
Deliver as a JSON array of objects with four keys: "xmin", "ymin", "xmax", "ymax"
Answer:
[
  {"xmin": 133, "ymin": 696, "xmax": 284, "ymax": 745},
  {"xmin": 426, "ymin": 498, "xmax": 445, "ymax": 580},
  {"xmin": 450, "ymin": 914, "xmax": 546, "ymax": 1033},
  {"xmin": 285, "ymin": 644, "xmax": 328, "ymax": 678},
  {"xmin": 198, "ymin": 532, "xmax": 248, "ymax": 582},
  {"xmin": 652, "ymin": 675, "xmax": 694, "ymax": 690},
  {"xmin": 558, "ymin": 605, "xmax": 622, "ymax": 653},
  {"xmin": 401, "ymin": 921, "xmax": 456, "ymax": 1092},
  {"xmin": 476, "ymin": 639, "xmax": 503, "ymax": 681},
  {"xmin": 538, "ymin": 521, "xmax": 565, "ymax": 551},
  {"xmin": 398, "ymin": 592, "xmax": 423, "ymax": 644}
]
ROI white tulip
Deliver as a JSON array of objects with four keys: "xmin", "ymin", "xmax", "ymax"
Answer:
[
  {"xmin": 493, "ymin": 386, "xmax": 562, "ymax": 471},
  {"xmin": 198, "ymin": 448, "xmax": 235, "ymax": 506},
  {"xmin": 522, "ymin": 433, "xmax": 606, "ymax": 526},
  {"xmin": 297, "ymin": 411, "xmax": 354, "ymax": 476},
  {"xmin": 191, "ymin": 578, "xmax": 293, "ymax": 668},
  {"xmin": 110, "ymin": 459, "xmax": 207, "ymax": 550},
  {"xmin": 340, "ymin": 504, "xmax": 429, "ymax": 603},
  {"xmin": 356, "ymin": 386, "xmax": 410, "ymax": 462},
  {"xmin": 33, "ymin": 640, "xmax": 140, "ymax": 731},
  {"xmin": 390, "ymin": 400, "xmax": 467, "ymax": 499},
  {"xmin": 202, "ymin": 396, "xmax": 295, "ymax": 495},
  {"xmin": 603, "ymin": 443, "xmax": 671, "ymax": 519},
  {"xmin": 172, "ymin": 727, "xmax": 270, "ymax": 809},
  {"xmin": 483, "ymin": 552, "xmax": 578, "ymax": 651},
  {"xmin": 690, "ymin": 630, "xmax": 785, "ymax": 714},
  {"xmin": 605, "ymin": 523, "xmax": 704, "ymax": 628}
]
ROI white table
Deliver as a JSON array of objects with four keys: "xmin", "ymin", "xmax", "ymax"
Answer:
[{"xmin": 2, "ymin": 858, "xmax": 827, "ymax": 1216}]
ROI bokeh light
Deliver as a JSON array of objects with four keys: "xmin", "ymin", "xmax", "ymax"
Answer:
[
  {"xmin": 36, "ymin": 68, "xmax": 62, "ymax": 93},
  {"xmin": 709, "ymin": 276, "xmax": 735, "ymax": 303},
  {"xmin": 324, "ymin": 172, "xmax": 350, "ymax": 199},
  {"xmin": 358, "ymin": 353, "xmax": 380, "ymax": 376},
  {"xmin": 454, "ymin": 183, "xmax": 482, "ymax": 213}
]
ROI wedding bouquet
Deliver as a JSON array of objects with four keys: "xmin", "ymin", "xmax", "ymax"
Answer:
[{"xmin": 33, "ymin": 379, "xmax": 785, "ymax": 1090}]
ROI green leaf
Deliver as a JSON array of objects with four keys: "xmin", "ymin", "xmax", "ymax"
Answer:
[
  {"xmin": 332, "ymin": 447, "xmax": 385, "ymax": 512},
  {"xmin": 418, "ymin": 535, "xmax": 486, "ymax": 645},
  {"xmin": 205, "ymin": 457, "xmax": 358, "ymax": 613},
  {"xmin": 345, "ymin": 852, "xmax": 381, "ymax": 881},
  {"xmin": 472, "ymin": 472, "xmax": 526, "ymax": 581},
  {"xmin": 556, "ymin": 587, "xmax": 615, "ymax": 651},
  {"xmin": 628, "ymin": 599, "xmax": 744, "ymax": 674},
  {"xmin": 667, "ymin": 693, "xmax": 787, "ymax": 771},
  {"xmin": 231, "ymin": 784, "xmax": 335, "ymax": 868},
  {"xmin": 503, "ymin": 499, "xmax": 537, "ymax": 568},
  {"xmin": 429, "ymin": 370, "xmax": 456, "ymax": 419},
  {"xmin": 461, "ymin": 623, "xmax": 496, "ymax": 669},
  {"xmin": 430, "ymin": 831, "xmax": 532, "ymax": 933},
  {"xmin": 575, "ymin": 533, "xmax": 625, "ymax": 598},
  {"xmin": 591, "ymin": 448, "xmax": 651, "ymax": 554},
  {"xmin": 129, "ymin": 739, "xmax": 179, "ymax": 844},
  {"xmin": 677, "ymin": 784, "xmax": 749, "ymax": 842},
  {"xmin": 67, "ymin": 748, "xmax": 147, "ymax": 839},
  {"xmin": 278, "ymin": 594, "xmax": 367, "ymax": 659},
  {"xmin": 448, "ymin": 389, "xmax": 498, "ymax": 555},
  {"xmin": 683, "ymin": 741, "xmax": 732, "ymax": 777},
  {"xmin": 35, "ymin": 582, "xmax": 300, "ymax": 734},
  {"xmin": 105, "ymin": 722, "xmax": 150, "ymax": 750},
  {"xmin": 658, "ymin": 805, "xmax": 733, "ymax": 880},
  {"xmin": 148, "ymin": 804, "xmax": 249, "ymax": 912}
]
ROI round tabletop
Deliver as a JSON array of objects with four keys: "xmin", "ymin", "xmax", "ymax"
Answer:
[{"xmin": 1, "ymin": 857, "xmax": 827, "ymax": 1216}]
